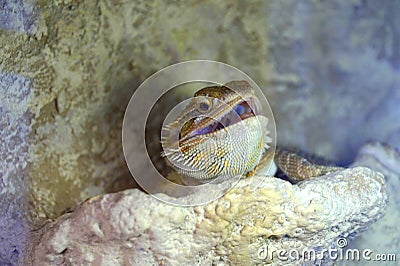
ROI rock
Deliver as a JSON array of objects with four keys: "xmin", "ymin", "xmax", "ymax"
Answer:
[
  {"xmin": 0, "ymin": 72, "xmax": 32, "ymax": 264},
  {"xmin": 0, "ymin": 0, "xmax": 397, "ymax": 229},
  {"xmin": 1, "ymin": 0, "xmax": 279, "ymax": 228},
  {"xmin": 26, "ymin": 166, "xmax": 387, "ymax": 265},
  {"xmin": 2, "ymin": 1, "xmax": 400, "ymax": 265},
  {"xmin": 338, "ymin": 142, "xmax": 400, "ymax": 265}
]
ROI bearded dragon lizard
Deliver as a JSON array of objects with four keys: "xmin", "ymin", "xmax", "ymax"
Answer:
[{"xmin": 161, "ymin": 80, "xmax": 343, "ymax": 184}]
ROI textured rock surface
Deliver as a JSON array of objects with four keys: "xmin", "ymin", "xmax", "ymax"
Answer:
[
  {"xmin": 0, "ymin": 73, "xmax": 32, "ymax": 265},
  {"xmin": 338, "ymin": 142, "xmax": 400, "ymax": 265},
  {"xmin": 2, "ymin": 0, "xmax": 400, "ymax": 265},
  {"xmin": 2, "ymin": 1, "xmax": 275, "ymax": 263},
  {"xmin": 27, "ymin": 166, "xmax": 387, "ymax": 265},
  {"xmin": 0, "ymin": 0, "xmax": 276, "ymax": 225}
]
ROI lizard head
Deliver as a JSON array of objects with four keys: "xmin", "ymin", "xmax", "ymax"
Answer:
[{"xmin": 161, "ymin": 80, "xmax": 271, "ymax": 182}]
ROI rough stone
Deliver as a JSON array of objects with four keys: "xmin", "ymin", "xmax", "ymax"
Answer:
[
  {"xmin": 338, "ymin": 142, "xmax": 400, "ymax": 265},
  {"xmin": 26, "ymin": 165, "xmax": 387, "ymax": 265},
  {"xmin": 0, "ymin": 72, "xmax": 32, "ymax": 264},
  {"xmin": 2, "ymin": 1, "xmax": 400, "ymax": 265},
  {"xmin": 1, "ymin": 1, "xmax": 276, "ymax": 263},
  {"xmin": 0, "ymin": 0, "xmax": 276, "ymax": 225}
]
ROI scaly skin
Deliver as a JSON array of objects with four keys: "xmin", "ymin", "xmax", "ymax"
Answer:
[
  {"xmin": 274, "ymin": 149, "xmax": 343, "ymax": 183},
  {"xmin": 161, "ymin": 80, "xmax": 343, "ymax": 183}
]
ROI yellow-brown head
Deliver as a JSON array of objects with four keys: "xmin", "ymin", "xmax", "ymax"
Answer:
[{"xmin": 161, "ymin": 81, "xmax": 271, "ymax": 181}]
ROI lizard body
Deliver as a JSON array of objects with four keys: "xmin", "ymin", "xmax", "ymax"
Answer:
[{"xmin": 161, "ymin": 81, "xmax": 343, "ymax": 184}]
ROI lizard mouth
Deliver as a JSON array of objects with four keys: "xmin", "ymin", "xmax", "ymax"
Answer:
[{"xmin": 190, "ymin": 97, "xmax": 261, "ymax": 137}]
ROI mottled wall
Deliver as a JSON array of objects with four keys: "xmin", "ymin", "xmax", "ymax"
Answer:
[
  {"xmin": 1, "ymin": 0, "xmax": 399, "ymax": 265},
  {"xmin": 268, "ymin": 1, "xmax": 400, "ymax": 164},
  {"xmin": 0, "ymin": 73, "xmax": 32, "ymax": 265},
  {"xmin": 1, "ymin": 1, "xmax": 274, "ymax": 264}
]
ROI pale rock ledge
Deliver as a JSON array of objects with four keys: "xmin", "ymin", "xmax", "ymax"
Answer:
[{"xmin": 27, "ymin": 166, "xmax": 387, "ymax": 265}]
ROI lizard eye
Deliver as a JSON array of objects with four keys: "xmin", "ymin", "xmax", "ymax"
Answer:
[{"xmin": 196, "ymin": 97, "xmax": 212, "ymax": 113}]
